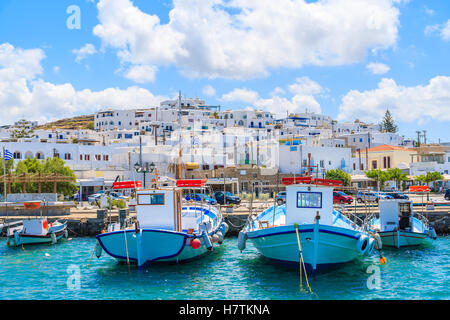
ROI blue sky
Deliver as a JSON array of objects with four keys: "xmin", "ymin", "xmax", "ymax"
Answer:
[{"xmin": 0, "ymin": 0, "xmax": 449, "ymax": 142}]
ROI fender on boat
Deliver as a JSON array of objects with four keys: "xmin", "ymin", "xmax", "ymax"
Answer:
[
  {"xmin": 365, "ymin": 237, "xmax": 375, "ymax": 255},
  {"xmin": 216, "ymin": 231, "xmax": 224, "ymax": 244},
  {"xmin": 202, "ymin": 232, "xmax": 213, "ymax": 251},
  {"xmin": 14, "ymin": 231, "xmax": 20, "ymax": 247},
  {"xmin": 64, "ymin": 229, "xmax": 68, "ymax": 239},
  {"xmin": 374, "ymin": 233, "xmax": 383, "ymax": 250},
  {"xmin": 356, "ymin": 234, "xmax": 369, "ymax": 254},
  {"xmin": 220, "ymin": 222, "xmax": 229, "ymax": 235},
  {"xmin": 238, "ymin": 230, "xmax": 247, "ymax": 252},
  {"xmin": 51, "ymin": 232, "xmax": 57, "ymax": 244},
  {"xmin": 95, "ymin": 241, "xmax": 103, "ymax": 258}
]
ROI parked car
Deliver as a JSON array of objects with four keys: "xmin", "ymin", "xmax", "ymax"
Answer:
[
  {"xmin": 388, "ymin": 192, "xmax": 409, "ymax": 200},
  {"xmin": 333, "ymin": 191, "xmax": 353, "ymax": 204},
  {"xmin": 214, "ymin": 191, "xmax": 241, "ymax": 205},
  {"xmin": 445, "ymin": 189, "xmax": 450, "ymax": 201},
  {"xmin": 185, "ymin": 193, "xmax": 217, "ymax": 205},
  {"xmin": 88, "ymin": 191, "xmax": 126, "ymax": 205},
  {"xmin": 356, "ymin": 191, "xmax": 393, "ymax": 203},
  {"xmin": 276, "ymin": 191, "xmax": 286, "ymax": 205}
]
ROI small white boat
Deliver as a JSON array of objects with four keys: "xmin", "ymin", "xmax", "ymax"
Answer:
[
  {"xmin": 6, "ymin": 218, "xmax": 68, "ymax": 247},
  {"xmin": 238, "ymin": 177, "xmax": 377, "ymax": 275},
  {"xmin": 369, "ymin": 199, "xmax": 437, "ymax": 248},
  {"xmin": 95, "ymin": 179, "xmax": 228, "ymax": 268}
]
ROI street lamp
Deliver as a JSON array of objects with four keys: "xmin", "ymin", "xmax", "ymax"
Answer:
[{"xmin": 134, "ymin": 162, "xmax": 156, "ymax": 188}]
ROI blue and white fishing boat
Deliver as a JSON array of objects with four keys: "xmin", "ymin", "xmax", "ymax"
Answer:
[
  {"xmin": 6, "ymin": 218, "xmax": 68, "ymax": 247},
  {"xmin": 95, "ymin": 179, "xmax": 228, "ymax": 268},
  {"xmin": 369, "ymin": 199, "xmax": 437, "ymax": 248},
  {"xmin": 238, "ymin": 177, "xmax": 377, "ymax": 275}
]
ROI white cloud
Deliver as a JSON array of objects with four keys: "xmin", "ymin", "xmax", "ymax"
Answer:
[
  {"xmin": 53, "ymin": 66, "xmax": 60, "ymax": 73},
  {"xmin": 366, "ymin": 62, "xmax": 390, "ymax": 75},
  {"xmin": 425, "ymin": 19, "xmax": 450, "ymax": 41},
  {"xmin": 0, "ymin": 43, "xmax": 168, "ymax": 125},
  {"xmin": 424, "ymin": 6, "xmax": 434, "ymax": 16},
  {"xmin": 221, "ymin": 88, "xmax": 259, "ymax": 103},
  {"xmin": 124, "ymin": 64, "xmax": 156, "ymax": 83},
  {"xmin": 202, "ymin": 85, "xmax": 216, "ymax": 97},
  {"xmin": 92, "ymin": 0, "xmax": 401, "ymax": 81},
  {"xmin": 337, "ymin": 76, "xmax": 450, "ymax": 124},
  {"xmin": 221, "ymin": 77, "xmax": 323, "ymax": 117},
  {"xmin": 72, "ymin": 43, "xmax": 97, "ymax": 63}
]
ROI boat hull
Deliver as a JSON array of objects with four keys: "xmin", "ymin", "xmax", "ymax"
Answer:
[
  {"xmin": 7, "ymin": 227, "xmax": 67, "ymax": 247},
  {"xmin": 246, "ymin": 224, "xmax": 367, "ymax": 272},
  {"xmin": 96, "ymin": 228, "xmax": 219, "ymax": 267},
  {"xmin": 378, "ymin": 230, "xmax": 433, "ymax": 248}
]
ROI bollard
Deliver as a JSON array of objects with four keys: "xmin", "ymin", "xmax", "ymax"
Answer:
[
  {"xmin": 119, "ymin": 209, "xmax": 128, "ymax": 228},
  {"xmin": 97, "ymin": 209, "xmax": 106, "ymax": 220}
]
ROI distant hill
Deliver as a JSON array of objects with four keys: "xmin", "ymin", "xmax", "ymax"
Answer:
[{"xmin": 36, "ymin": 115, "xmax": 95, "ymax": 130}]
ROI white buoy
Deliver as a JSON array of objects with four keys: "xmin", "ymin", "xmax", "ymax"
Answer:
[{"xmin": 45, "ymin": 253, "xmax": 50, "ymax": 257}]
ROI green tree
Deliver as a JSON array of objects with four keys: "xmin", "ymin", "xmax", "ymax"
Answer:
[
  {"xmin": 40, "ymin": 158, "xmax": 78, "ymax": 196},
  {"xmin": 386, "ymin": 168, "xmax": 407, "ymax": 190},
  {"xmin": 10, "ymin": 119, "xmax": 35, "ymax": 139},
  {"xmin": 325, "ymin": 169, "xmax": 351, "ymax": 186},
  {"xmin": 365, "ymin": 169, "xmax": 391, "ymax": 190},
  {"xmin": 381, "ymin": 109, "xmax": 398, "ymax": 133},
  {"xmin": 13, "ymin": 158, "xmax": 44, "ymax": 193}
]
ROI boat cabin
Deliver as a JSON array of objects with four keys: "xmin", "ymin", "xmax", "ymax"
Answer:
[
  {"xmin": 378, "ymin": 200, "xmax": 413, "ymax": 232},
  {"xmin": 136, "ymin": 188, "xmax": 183, "ymax": 232},
  {"xmin": 285, "ymin": 184, "xmax": 334, "ymax": 225}
]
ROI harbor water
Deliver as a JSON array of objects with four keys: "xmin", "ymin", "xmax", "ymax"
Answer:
[{"xmin": 0, "ymin": 236, "xmax": 448, "ymax": 300}]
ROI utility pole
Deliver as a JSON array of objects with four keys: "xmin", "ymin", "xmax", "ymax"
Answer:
[
  {"xmin": 416, "ymin": 130, "xmax": 421, "ymax": 147},
  {"xmin": 423, "ymin": 130, "xmax": 427, "ymax": 145}
]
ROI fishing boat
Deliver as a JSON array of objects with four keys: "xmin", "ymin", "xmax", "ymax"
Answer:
[
  {"xmin": 6, "ymin": 219, "xmax": 68, "ymax": 247},
  {"xmin": 95, "ymin": 179, "xmax": 228, "ymax": 268},
  {"xmin": 369, "ymin": 199, "xmax": 437, "ymax": 248},
  {"xmin": 238, "ymin": 177, "xmax": 377, "ymax": 275},
  {"xmin": 5, "ymin": 201, "xmax": 68, "ymax": 247}
]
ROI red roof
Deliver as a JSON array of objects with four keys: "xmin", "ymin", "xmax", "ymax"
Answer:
[{"xmin": 367, "ymin": 144, "xmax": 413, "ymax": 152}]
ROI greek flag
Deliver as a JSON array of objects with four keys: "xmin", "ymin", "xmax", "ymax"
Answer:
[{"xmin": 3, "ymin": 149, "xmax": 12, "ymax": 161}]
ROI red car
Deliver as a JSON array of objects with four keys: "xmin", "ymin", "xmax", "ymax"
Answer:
[{"xmin": 333, "ymin": 191, "xmax": 353, "ymax": 204}]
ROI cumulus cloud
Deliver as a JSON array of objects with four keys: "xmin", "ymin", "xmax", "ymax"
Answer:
[
  {"xmin": 425, "ymin": 19, "xmax": 450, "ymax": 41},
  {"xmin": 221, "ymin": 77, "xmax": 324, "ymax": 117},
  {"xmin": 0, "ymin": 43, "xmax": 168, "ymax": 125},
  {"xmin": 124, "ymin": 64, "xmax": 157, "ymax": 83},
  {"xmin": 72, "ymin": 43, "xmax": 98, "ymax": 63},
  {"xmin": 366, "ymin": 62, "xmax": 390, "ymax": 75},
  {"xmin": 202, "ymin": 85, "xmax": 216, "ymax": 97},
  {"xmin": 221, "ymin": 88, "xmax": 259, "ymax": 103},
  {"xmin": 92, "ymin": 0, "xmax": 401, "ymax": 82},
  {"xmin": 337, "ymin": 76, "xmax": 450, "ymax": 124}
]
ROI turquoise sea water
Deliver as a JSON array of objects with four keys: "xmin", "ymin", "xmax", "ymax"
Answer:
[{"xmin": 0, "ymin": 236, "xmax": 448, "ymax": 300}]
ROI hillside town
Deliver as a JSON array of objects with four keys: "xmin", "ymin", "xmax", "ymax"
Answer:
[{"xmin": 0, "ymin": 95, "xmax": 448, "ymax": 202}]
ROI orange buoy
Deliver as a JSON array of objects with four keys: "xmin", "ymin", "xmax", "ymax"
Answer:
[
  {"xmin": 43, "ymin": 220, "xmax": 48, "ymax": 230},
  {"xmin": 190, "ymin": 238, "xmax": 201, "ymax": 249},
  {"xmin": 379, "ymin": 256, "xmax": 387, "ymax": 265}
]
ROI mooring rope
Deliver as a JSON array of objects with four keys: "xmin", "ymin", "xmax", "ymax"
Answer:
[
  {"xmin": 124, "ymin": 229, "xmax": 130, "ymax": 272},
  {"xmin": 87, "ymin": 240, "xmax": 97, "ymax": 268},
  {"xmin": 294, "ymin": 223, "xmax": 314, "ymax": 295}
]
